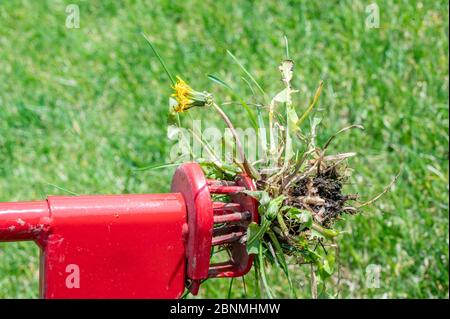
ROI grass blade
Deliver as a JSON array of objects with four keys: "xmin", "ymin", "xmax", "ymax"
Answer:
[
  {"xmin": 208, "ymin": 74, "xmax": 258, "ymax": 130},
  {"xmin": 133, "ymin": 162, "xmax": 180, "ymax": 172},
  {"xmin": 226, "ymin": 50, "xmax": 267, "ymax": 99},
  {"xmin": 242, "ymin": 276, "xmax": 248, "ymax": 298},
  {"xmin": 284, "ymin": 35, "xmax": 290, "ymax": 59},
  {"xmin": 46, "ymin": 183, "xmax": 78, "ymax": 196},
  {"xmin": 227, "ymin": 278, "xmax": 234, "ymax": 298},
  {"xmin": 208, "ymin": 74, "xmax": 232, "ymax": 90},
  {"xmin": 259, "ymin": 241, "xmax": 274, "ymax": 298},
  {"xmin": 240, "ymin": 76, "xmax": 268, "ymax": 158},
  {"xmin": 142, "ymin": 32, "xmax": 175, "ymax": 85},
  {"xmin": 268, "ymin": 230, "xmax": 297, "ymax": 298},
  {"xmin": 297, "ymin": 81, "xmax": 323, "ymax": 127},
  {"xmin": 254, "ymin": 260, "xmax": 262, "ymax": 298}
]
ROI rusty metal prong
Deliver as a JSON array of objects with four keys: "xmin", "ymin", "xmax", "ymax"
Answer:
[
  {"xmin": 207, "ymin": 179, "xmax": 238, "ymax": 186},
  {"xmin": 213, "ymin": 211, "xmax": 251, "ymax": 224},
  {"xmin": 208, "ymin": 185, "xmax": 246, "ymax": 194},
  {"xmin": 212, "ymin": 230, "xmax": 245, "ymax": 246},
  {"xmin": 212, "ymin": 202, "xmax": 241, "ymax": 215}
]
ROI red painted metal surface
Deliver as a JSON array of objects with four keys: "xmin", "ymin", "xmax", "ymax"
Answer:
[
  {"xmin": 171, "ymin": 163, "xmax": 213, "ymax": 286},
  {"xmin": 0, "ymin": 162, "xmax": 258, "ymax": 298},
  {"xmin": 0, "ymin": 194, "xmax": 186, "ymax": 298},
  {"xmin": 0, "ymin": 200, "xmax": 50, "ymax": 243},
  {"xmin": 171, "ymin": 163, "xmax": 258, "ymax": 294}
]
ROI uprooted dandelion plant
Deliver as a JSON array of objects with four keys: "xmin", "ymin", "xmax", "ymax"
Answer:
[{"xmin": 144, "ymin": 34, "xmax": 395, "ymax": 298}]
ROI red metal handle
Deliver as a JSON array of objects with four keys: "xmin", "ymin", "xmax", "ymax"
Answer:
[
  {"xmin": 0, "ymin": 200, "xmax": 50, "ymax": 243},
  {"xmin": 0, "ymin": 162, "xmax": 257, "ymax": 298},
  {"xmin": 0, "ymin": 194, "xmax": 186, "ymax": 298}
]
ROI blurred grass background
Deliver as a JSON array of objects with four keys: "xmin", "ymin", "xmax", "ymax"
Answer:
[{"xmin": 0, "ymin": 0, "xmax": 448, "ymax": 298}]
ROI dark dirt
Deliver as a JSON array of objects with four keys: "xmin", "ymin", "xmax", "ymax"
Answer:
[{"xmin": 288, "ymin": 166, "xmax": 357, "ymax": 227}]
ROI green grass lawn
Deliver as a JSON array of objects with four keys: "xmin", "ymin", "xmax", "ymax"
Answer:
[{"xmin": 0, "ymin": 0, "xmax": 448, "ymax": 298}]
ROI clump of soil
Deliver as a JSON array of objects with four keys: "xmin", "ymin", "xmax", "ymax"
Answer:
[
  {"xmin": 255, "ymin": 160, "xmax": 360, "ymax": 255},
  {"xmin": 288, "ymin": 166, "xmax": 358, "ymax": 228}
]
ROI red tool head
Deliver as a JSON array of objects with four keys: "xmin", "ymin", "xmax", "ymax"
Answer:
[{"xmin": 171, "ymin": 162, "xmax": 258, "ymax": 295}]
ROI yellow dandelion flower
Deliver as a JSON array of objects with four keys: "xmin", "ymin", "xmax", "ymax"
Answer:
[
  {"xmin": 171, "ymin": 77, "xmax": 193, "ymax": 113},
  {"xmin": 170, "ymin": 76, "xmax": 213, "ymax": 114}
]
